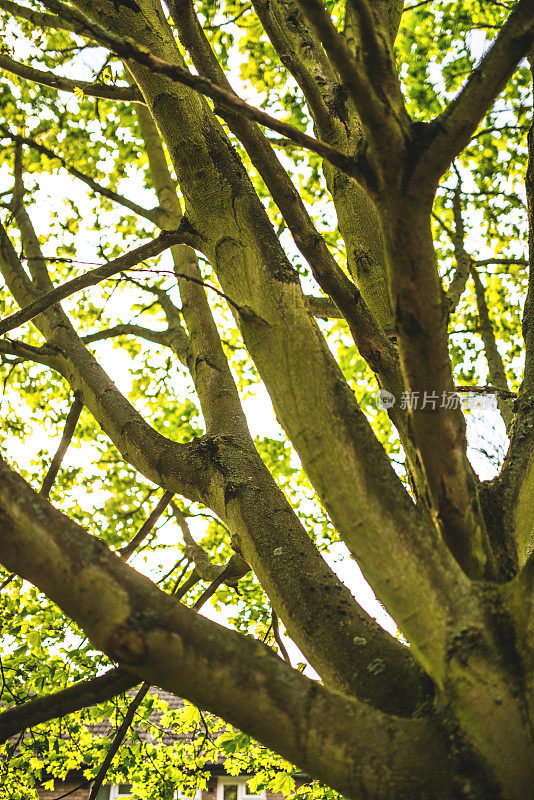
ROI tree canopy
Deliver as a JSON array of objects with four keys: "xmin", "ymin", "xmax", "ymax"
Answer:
[{"xmin": 0, "ymin": 0, "xmax": 534, "ymax": 798}]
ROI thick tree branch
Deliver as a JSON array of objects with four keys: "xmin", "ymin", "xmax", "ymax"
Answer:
[
  {"xmin": 419, "ymin": 0, "xmax": 534, "ymax": 184},
  {"xmin": 0, "ymin": 52, "xmax": 142, "ymax": 101},
  {"xmin": 380, "ymin": 198, "xmax": 496, "ymax": 579},
  {"xmin": 136, "ymin": 104, "xmax": 431, "ymax": 715},
  {"xmin": 0, "ymin": 668, "xmax": 137, "ymax": 745},
  {"xmin": 37, "ymin": 0, "xmax": 360, "ymax": 179},
  {"xmin": 88, "ymin": 547, "xmax": 247, "ymax": 800},
  {"xmin": 0, "ymin": 3, "xmax": 533, "ymax": 795},
  {"xmin": 0, "ymin": 459, "xmax": 455, "ymax": 800},
  {"xmin": 501, "ymin": 112, "xmax": 534, "ymax": 565}
]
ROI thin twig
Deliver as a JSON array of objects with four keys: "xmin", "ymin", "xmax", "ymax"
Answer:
[
  {"xmin": 119, "ymin": 490, "xmax": 175, "ymax": 560},
  {"xmin": 157, "ymin": 556, "xmax": 187, "ymax": 586},
  {"xmin": 0, "ymin": 0, "xmax": 81, "ymax": 32},
  {"xmin": 0, "ymin": 125, "xmax": 160, "ymax": 222},
  {"xmin": 192, "ymin": 564, "xmax": 233, "ymax": 610},
  {"xmin": 455, "ymin": 384, "xmax": 517, "ymax": 398},
  {"xmin": 0, "ymin": 573, "xmax": 15, "ymax": 592},
  {"xmin": 447, "ymin": 174, "xmax": 472, "ymax": 313},
  {"xmin": 40, "ymin": 394, "xmax": 83, "ymax": 497},
  {"xmin": 53, "ymin": 782, "xmax": 89, "ymax": 799},
  {"xmin": 403, "ymin": 0, "xmax": 434, "ymax": 10},
  {"xmin": 0, "ymin": 228, "xmax": 194, "ymax": 337},
  {"xmin": 271, "ymin": 609, "xmax": 291, "ymax": 664},
  {"xmin": 133, "ymin": 267, "xmax": 254, "ymax": 315},
  {"xmin": 87, "ymin": 683, "xmax": 151, "ymax": 800},
  {"xmin": 173, "ymin": 570, "xmax": 200, "ymax": 602},
  {"xmin": 0, "ymin": 52, "xmax": 141, "ymax": 102}
]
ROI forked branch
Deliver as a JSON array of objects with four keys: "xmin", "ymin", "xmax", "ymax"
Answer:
[
  {"xmin": 419, "ymin": 0, "xmax": 534, "ymax": 184},
  {"xmin": 36, "ymin": 0, "xmax": 360, "ymax": 178},
  {"xmin": 0, "ymin": 125, "xmax": 161, "ymax": 222},
  {"xmin": 0, "ymin": 458, "xmax": 455, "ymax": 800},
  {"xmin": 0, "ymin": 227, "xmax": 196, "ymax": 337},
  {"xmin": 294, "ymin": 0, "xmax": 408, "ymax": 163}
]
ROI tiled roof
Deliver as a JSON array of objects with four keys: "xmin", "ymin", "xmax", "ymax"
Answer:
[{"xmin": 89, "ymin": 687, "xmax": 196, "ymax": 748}]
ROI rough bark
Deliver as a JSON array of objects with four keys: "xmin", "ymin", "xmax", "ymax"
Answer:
[
  {"xmin": 501, "ymin": 114, "xmax": 534, "ymax": 565},
  {"xmin": 2, "ymin": 2, "xmax": 534, "ymax": 797},
  {"xmin": 0, "ymin": 459, "xmax": 456, "ymax": 800},
  {"xmin": 64, "ymin": 0, "xmax": 469, "ymax": 681},
  {"xmin": 133, "ymin": 101, "xmax": 431, "ymax": 715}
]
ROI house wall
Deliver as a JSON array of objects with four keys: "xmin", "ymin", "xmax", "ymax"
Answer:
[
  {"xmin": 37, "ymin": 781, "xmax": 89, "ymax": 800},
  {"xmin": 36, "ymin": 781, "xmax": 287, "ymax": 800}
]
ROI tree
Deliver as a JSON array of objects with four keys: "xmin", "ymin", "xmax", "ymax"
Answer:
[{"xmin": 0, "ymin": 0, "xmax": 533, "ymax": 797}]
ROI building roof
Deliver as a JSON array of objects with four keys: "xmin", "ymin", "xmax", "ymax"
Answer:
[{"xmin": 89, "ymin": 688, "xmax": 197, "ymax": 749}]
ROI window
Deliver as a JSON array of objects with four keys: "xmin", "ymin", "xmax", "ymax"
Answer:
[
  {"xmin": 174, "ymin": 790, "xmax": 202, "ymax": 800},
  {"xmin": 217, "ymin": 777, "xmax": 265, "ymax": 800},
  {"xmin": 109, "ymin": 785, "xmax": 132, "ymax": 800}
]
